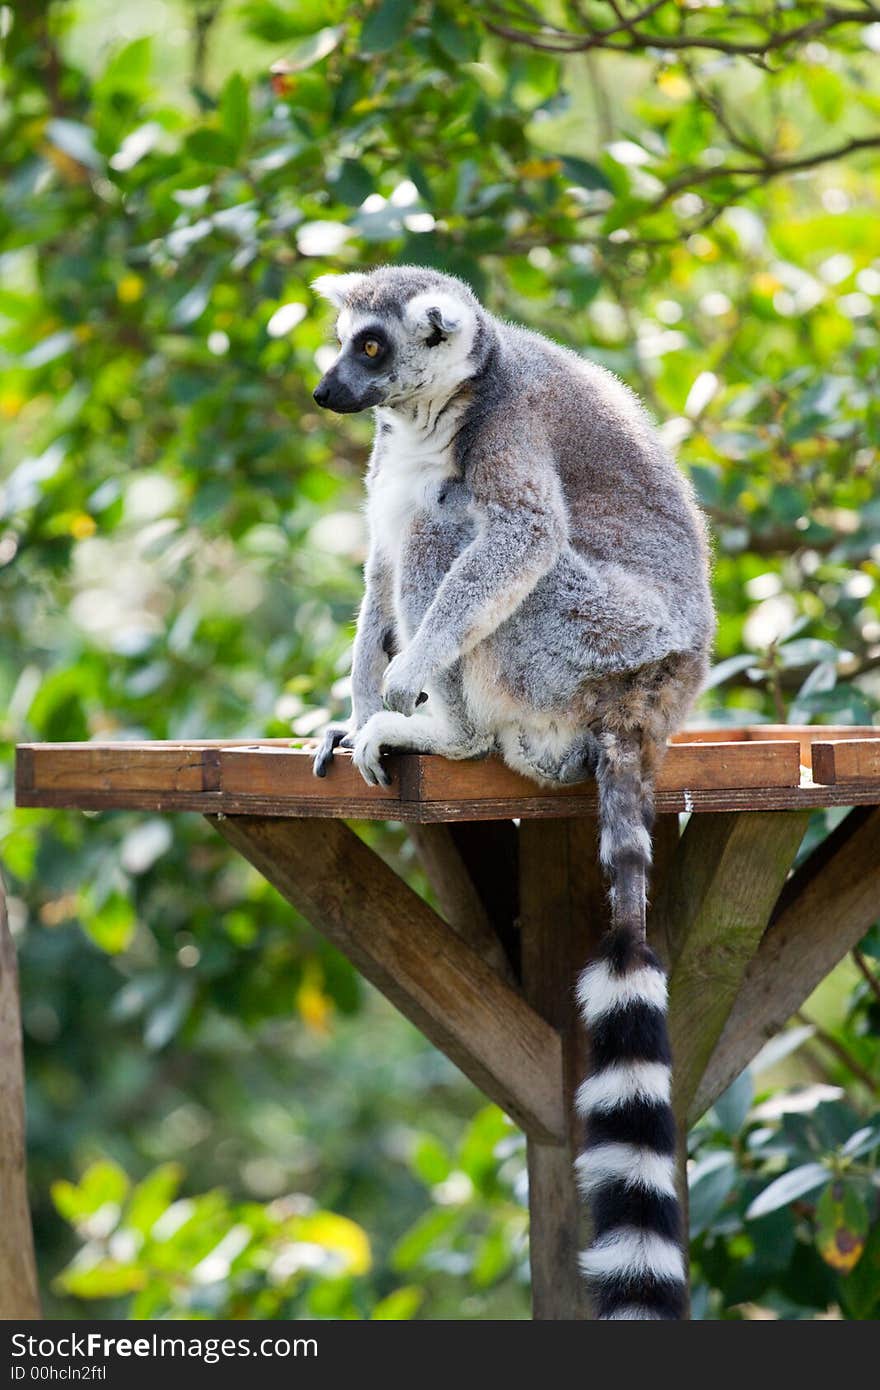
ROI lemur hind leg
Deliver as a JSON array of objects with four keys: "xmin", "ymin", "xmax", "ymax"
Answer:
[{"xmin": 509, "ymin": 727, "xmax": 600, "ymax": 786}]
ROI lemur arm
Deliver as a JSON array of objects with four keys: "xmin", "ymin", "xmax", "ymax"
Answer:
[
  {"xmin": 351, "ymin": 549, "xmax": 395, "ymax": 726},
  {"xmin": 313, "ymin": 550, "xmax": 393, "ymax": 777},
  {"xmin": 383, "ymin": 447, "xmax": 567, "ymax": 716}
]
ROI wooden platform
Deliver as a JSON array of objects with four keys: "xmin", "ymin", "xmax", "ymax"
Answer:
[{"xmin": 14, "ymin": 725, "xmax": 880, "ymax": 821}]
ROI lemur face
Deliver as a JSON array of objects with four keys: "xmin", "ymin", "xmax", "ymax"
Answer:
[{"xmin": 312, "ymin": 267, "xmax": 479, "ymax": 414}]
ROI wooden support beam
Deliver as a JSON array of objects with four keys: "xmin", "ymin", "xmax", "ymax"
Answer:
[
  {"xmin": 210, "ymin": 815, "xmax": 565, "ymax": 1143},
  {"xmin": 405, "ymin": 824, "xmax": 514, "ymax": 981},
  {"xmin": 651, "ymin": 811, "xmax": 810, "ymax": 1127},
  {"xmin": 645, "ymin": 811, "xmax": 682, "ymax": 966},
  {"xmin": 0, "ymin": 874, "xmax": 41, "ymax": 1318},
  {"xmin": 447, "ymin": 822, "xmax": 521, "ymax": 978},
  {"xmin": 519, "ymin": 817, "xmax": 605, "ymax": 1320},
  {"xmin": 693, "ymin": 805, "xmax": 880, "ymax": 1122}
]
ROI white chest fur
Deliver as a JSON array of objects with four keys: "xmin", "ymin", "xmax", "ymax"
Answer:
[{"xmin": 366, "ymin": 403, "xmax": 465, "ymax": 569}]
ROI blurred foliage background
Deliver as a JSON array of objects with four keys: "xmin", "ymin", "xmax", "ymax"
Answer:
[{"xmin": 2, "ymin": 0, "xmax": 880, "ymax": 1320}]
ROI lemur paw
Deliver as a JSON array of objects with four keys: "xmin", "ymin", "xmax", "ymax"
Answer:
[
  {"xmin": 382, "ymin": 653, "xmax": 428, "ymax": 718},
  {"xmin": 312, "ymin": 723, "xmax": 353, "ymax": 778},
  {"xmin": 350, "ymin": 716, "xmax": 394, "ymax": 788}
]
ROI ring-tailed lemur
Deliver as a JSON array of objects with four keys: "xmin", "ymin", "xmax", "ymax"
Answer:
[{"xmin": 310, "ymin": 265, "xmax": 714, "ymax": 1320}]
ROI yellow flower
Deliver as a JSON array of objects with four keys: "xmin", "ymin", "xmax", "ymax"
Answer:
[
  {"xmin": 0, "ymin": 390, "xmax": 25, "ymax": 419},
  {"xmin": 296, "ymin": 961, "xmax": 333, "ymax": 1035},
  {"xmin": 658, "ymin": 72, "xmax": 690, "ymax": 100},
  {"xmin": 117, "ymin": 274, "xmax": 145, "ymax": 305},
  {"xmin": 70, "ymin": 513, "xmax": 97, "ymax": 540},
  {"xmin": 518, "ymin": 157, "xmax": 563, "ymax": 179}
]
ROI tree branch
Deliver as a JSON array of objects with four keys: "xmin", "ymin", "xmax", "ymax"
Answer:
[{"xmin": 484, "ymin": 2, "xmax": 880, "ymax": 59}]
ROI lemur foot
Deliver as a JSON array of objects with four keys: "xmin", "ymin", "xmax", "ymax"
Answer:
[
  {"xmin": 350, "ymin": 714, "xmax": 396, "ymax": 788},
  {"xmin": 312, "ymin": 724, "xmax": 353, "ymax": 778}
]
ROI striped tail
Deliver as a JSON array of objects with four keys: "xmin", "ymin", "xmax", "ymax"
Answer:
[{"xmin": 575, "ymin": 924, "xmax": 686, "ymax": 1320}]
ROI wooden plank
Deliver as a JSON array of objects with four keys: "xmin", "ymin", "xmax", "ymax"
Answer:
[
  {"xmin": 409, "ymin": 782, "xmax": 880, "ymax": 821},
  {"xmin": 406, "ymin": 825, "xmax": 513, "ymax": 980},
  {"xmin": 18, "ymin": 743, "xmax": 214, "ymax": 793},
  {"xmin": 17, "ymin": 737, "xmax": 880, "ymax": 820},
  {"xmin": 221, "ymin": 744, "xmax": 401, "ymax": 805},
  {"xmin": 210, "ymin": 815, "xmax": 566, "ymax": 1143},
  {"xmin": 519, "ymin": 818, "xmax": 604, "ymax": 1320},
  {"xmin": 19, "ymin": 779, "xmax": 880, "ymax": 821},
  {"xmin": 652, "ymin": 811, "xmax": 810, "ymax": 1126},
  {"xmin": 673, "ymin": 726, "xmax": 880, "ymax": 770},
  {"xmin": 412, "ymin": 740, "xmax": 801, "ymax": 804},
  {"xmin": 812, "ymin": 739, "xmax": 880, "ymax": 786},
  {"xmin": 692, "ymin": 805, "xmax": 880, "ymax": 1122},
  {"xmin": 0, "ymin": 874, "xmax": 41, "ymax": 1318}
]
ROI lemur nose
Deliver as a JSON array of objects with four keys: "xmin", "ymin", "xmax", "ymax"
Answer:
[{"xmin": 313, "ymin": 381, "xmax": 330, "ymax": 407}]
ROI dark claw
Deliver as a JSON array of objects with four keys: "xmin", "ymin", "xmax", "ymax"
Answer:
[{"xmin": 313, "ymin": 728, "xmax": 348, "ymax": 778}]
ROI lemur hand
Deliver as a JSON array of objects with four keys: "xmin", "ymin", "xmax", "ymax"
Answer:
[
  {"xmin": 382, "ymin": 651, "xmax": 429, "ymax": 718},
  {"xmin": 312, "ymin": 723, "xmax": 353, "ymax": 778}
]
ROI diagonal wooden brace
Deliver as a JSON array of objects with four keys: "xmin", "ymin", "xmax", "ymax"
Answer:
[
  {"xmin": 209, "ymin": 815, "xmax": 566, "ymax": 1143},
  {"xmin": 693, "ymin": 805, "xmax": 880, "ymax": 1120},
  {"xmin": 650, "ymin": 810, "xmax": 811, "ymax": 1127}
]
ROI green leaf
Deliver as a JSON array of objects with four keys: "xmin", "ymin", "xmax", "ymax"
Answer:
[
  {"xmin": 816, "ymin": 1181, "xmax": 869, "ymax": 1273},
  {"xmin": 776, "ymin": 638, "xmax": 841, "ymax": 669},
  {"xmin": 689, "ymin": 1151, "xmax": 737, "ymax": 1237},
  {"xmin": 560, "ymin": 155, "xmax": 612, "ymax": 192},
  {"xmin": 275, "ymin": 23, "xmax": 345, "ymax": 70},
  {"xmin": 371, "ymin": 1285, "xmax": 424, "ymax": 1319},
  {"xmin": 331, "ymin": 159, "xmax": 374, "ymax": 206},
  {"xmin": 840, "ymin": 1221, "xmax": 880, "ymax": 1319},
  {"xmin": 125, "ymin": 1164, "xmax": 184, "ymax": 1237},
  {"xmin": 360, "ymin": 0, "xmax": 416, "ymax": 55},
  {"xmin": 52, "ymin": 1160, "xmax": 130, "ymax": 1226},
  {"xmin": 59, "ymin": 1260, "xmax": 147, "ymax": 1299},
  {"xmin": 144, "ymin": 979, "xmax": 195, "ymax": 1050},
  {"xmin": 184, "ymin": 129, "xmax": 237, "ymax": 165},
  {"xmin": 45, "ymin": 119, "xmax": 102, "ymax": 172},
  {"xmin": 713, "ymin": 1069, "xmax": 753, "ymax": 1135},
  {"xmin": 97, "ymin": 36, "xmax": 153, "ymax": 96},
  {"xmin": 704, "ymin": 653, "xmax": 757, "ymax": 689},
  {"xmin": 807, "ymin": 68, "xmax": 845, "ymax": 122},
  {"xmin": 80, "ymin": 890, "xmax": 136, "ymax": 954},
  {"xmin": 473, "ymin": 1223, "xmax": 512, "ymax": 1287},
  {"xmin": 391, "ymin": 1208, "xmax": 460, "ymax": 1271},
  {"xmin": 411, "ymin": 1134, "xmax": 451, "ymax": 1186},
  {"xmin": 746, "ymin": 1162, "xmax": 828, "ymax": 1219},
  {"xmin": 431, "ymin": 6, "xmax": 480, "ymax": 63},
  {"xmin": 220, "ymin": 73, "xmax": 250, "ymax": 156}
]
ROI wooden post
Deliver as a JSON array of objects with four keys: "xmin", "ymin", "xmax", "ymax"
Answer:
[
  {"xmin": 0, "ymin": 873, "xmax": 41, "ymax": 1318},
  {"xmin": 518, "ymin": 817, "xmax": 606, "ymax": 1320}
]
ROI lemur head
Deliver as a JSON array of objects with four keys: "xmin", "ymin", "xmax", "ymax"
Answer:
[{"xmin": 311, "ymin": 266, "xmax": 484, "ymax": 414}]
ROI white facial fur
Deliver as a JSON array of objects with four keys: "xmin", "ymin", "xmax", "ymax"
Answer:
[
  {"xmin": 310, "ymin": 272, "xmax": 367, "ymax": 309},
  {"xmin": 313, "ymin": 275, "xmax": 479, "ymax": 411}
]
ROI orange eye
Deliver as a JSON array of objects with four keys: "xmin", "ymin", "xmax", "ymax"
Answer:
[{"xmin": 363, "ymin": 338, "xmax": 380, "ymax": 358}]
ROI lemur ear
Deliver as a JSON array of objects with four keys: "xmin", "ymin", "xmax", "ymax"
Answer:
[
  {"xmin": 404, "ymin": 291, "xmax": 464, "ymax": 341},
  {"xmin": 311, "ymin": 273, "xmax": 367, "ymax": 309}
]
